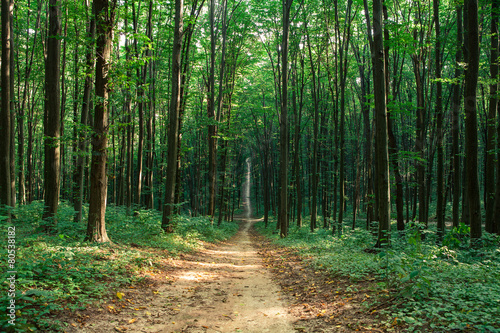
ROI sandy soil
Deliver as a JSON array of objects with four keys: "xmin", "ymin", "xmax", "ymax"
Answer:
[{"xmin": 65, "ymin": 219, "xmax": 297, "ymax": 333}]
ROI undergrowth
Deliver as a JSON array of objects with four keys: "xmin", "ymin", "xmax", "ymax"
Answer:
[
  {"xmin": 0, "ymin": 201, "xmax": 239, "ymax": 332},
  {"xmin": 256, "ymin": 218, "xmax": 500, "ymax": 332}
]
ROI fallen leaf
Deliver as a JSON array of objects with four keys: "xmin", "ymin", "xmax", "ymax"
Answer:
[
  {"xmin": 116, "ymin": 292, "xmax": 125, "ymax": 300},
  {"xmin": 128, "ymin": 318, "xmax": 137, "ymax": 324}
]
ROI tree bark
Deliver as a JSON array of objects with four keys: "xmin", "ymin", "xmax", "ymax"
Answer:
[
  {"xmin": 305, "ymin": 22, "xmax": 320, "ymax": 232},
  {"xmin": 74, "ymin": 2, "xmax": 94, "ymax": 223},
  {"xmin": 372, "ymin": 0, "xmax": 391, "ymax": 247},
  {"xmin": 434, "ymin": 0, "xmax": 445, "ymax": 239},
  {"xmin": 486, "ymin": 0, "xmax": 499, "ymax": 233},
  {"xmin": 452, "ymin": 5, "xmax": 463, "ymax": 229},
  {"xmin": 43, "ymin": 0, "xmax": 62, "ymax": 228},
  {"xmin": 279, "ymin": 0, "xmax": 293, "ymax": 238},
  {"xmin": 86, "ymin": 0, "xmax": 116, "ymax": 242},
  {"xmin": 161, "ymin": 0, "xmax": 183, "ymax": 231},
  {"xmin": 464, "ymin": 0, "xmax": 482, "ymax": 240},
  {"xmin": 208, "ymin": 0, "xmax": 217, "ymax": 218},
  {"xmin": 0, "ymin": 0, "xmax": 13, "ymax": 220}
]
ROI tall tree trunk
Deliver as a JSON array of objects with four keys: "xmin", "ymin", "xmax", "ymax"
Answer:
[
  {"xmin": 452, "ymin": 5, "xmax": 463, "ymax": 228},
  {"xmin": 74, "ymin": 2, "xmax": 94, "ymax": 223},
  {"xmin": 132, "ymin": 2, "xmax": 144, "ymax": 208},
  {"xmin": 279, "ymin": 0, "xmax": 293, "ymax": 238},
  {"xmin": 144, "ymin": 0, "xmax": 154, "ymax": 209},
  {"xmin": 305, "ymin": 22, "xmax": 319, "ymax": 232},
  {"xmin": 361, "ymin": 0, "xmax": 374, "ymax": 230},
  {"xmin": 464, "ymin": 0, "xmax": 481, "ymax": 240},
  {"xmin": 292, "ymin": 62, "xmax": 303, "ymax": 228},
  {"xmin": 485, "ymin": 0, "xmax": 498, "ymax": 232},
  {"xmin": 161, "ymin": 0, "xmax": 183, "ymax": 231},
  {"xmin": 17, "ymin": 0, "xmax": 41, "ymax": 206},
  {"xmin": 434, "ymin": 0, "xmax": 445, "ymax": 239},
  {"xmin": 71, "ymin": 25, "xmax": 80, "ymax": 206},
  {"xmin": 125, "ymin": 31, "xmax": 133, "ymax": 211},
  {"xmin": 86, "ymin": 0, "xmax": 116, "ymax": 242},
  {"xmin": 382, "ymin": 4, "xmax": 404, "ymax": 232},
  {"xmin": 207, "ymin": 0, "xmax": 217, "ymax": 218},
  {"xmin": 0, "ymin": 0, "xmax": 13, "ymax": 220},
  {"xmin": 337, "ymin": 0, "xmax": 353, "ymax": 235},
  {"xmin": 60, "ymin": 8, "xmax": 68, "ymax": 201},
  {"xmin": 372, "ymin": 0, "xmax": 390, "ymax": 247},
  {"xmin": 8, "ymin": 2, "xmax": 14, "ymax": 208},
  {"xmin": 43, "ymin": 0, "xmax": 62, "ymax": 228}
]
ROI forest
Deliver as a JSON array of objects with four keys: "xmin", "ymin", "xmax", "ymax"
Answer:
[{"xmin": 1, "ymin": 0, "xmax": 500, "ymax": 331}]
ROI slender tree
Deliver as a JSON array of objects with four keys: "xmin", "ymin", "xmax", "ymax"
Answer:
[
  {"xmin": 43, "ymin": 0, "xmax": 62, "ymax": 228},
  {"xmin": 74, "ymin": 0, "xmax": 95, "ymax": 223},
  {"xmin": 434, "ymin": 0, "xmax": 445, "ymax": 240},
  {"xmin": 279, "ymin": 0, "xmax": 294, "ymax": 238},
  {"xmin": 86, "ymin": 0, "xmax": 117, "ymax": 242},
  {"xmin": 486, "ymin": 0, "xmax": 499, "ymax": 233},
  {"xmin": 372, "ymin": 0, "xmax": 390, "ymax": 247},
  {"xmin": 451, "ymin": 4, "xmax": 462, "ymax": 229},
  {"xmin": 464, "ymin": 0, "xmax": 481, "ymax": 240},
  {"xmin": 162, "ymin": 0, "xmax": 183, "ymax": 232},
  {"xmin": 0, "ymin": 0, "xmax": 13, "ymax": 220},
  {"xmin": 207, "ymin": 0, "xmax": 217, "ymax": 218}
]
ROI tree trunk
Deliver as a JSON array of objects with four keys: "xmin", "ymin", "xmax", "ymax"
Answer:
[
  {"xmin": 372, "ymin": 0, "xmax": 391, "ymax": 247},
  {"xmin": 86, "ymin": 0, "xmax": 116, "ymax": 242},
  {"xmin": 338, "ymin": 0, "xmax": 353, "ymax": 235},
  {"xmin": 0, "ymin": 0, "xmax": 13, "ymax": 220},
  {"xmin": 464, "ymin": 0, "xmax": 481, "ymax": 240},
  {"xmin": 452, "ymin": 5, "xmax": 463, "ymax": 229},
  {"xmin": 382, "ymin": 4, "xmax": 404, "ymax": 232},
  {"xmin": 305, "ymin": 22, "xmax": 319, "ymax": 232},
  {"xmin": 144, "ymin": 0, "xmax": 154, "ymax": 210},
  {"xmin": 208, "ymin": 0, "xmax": 217, "ymax": 218},
  {"xmin": 486, "ymin": 0, "xmax": 499, "ymax": 233},
  {"xmin": 43, "ymin": 0, "xmax": 62, "ymax": 228},
  {"xmin": 161, "ymin": 0, "xmax": 183, "ymax": 231},
  {"xmin": 74, "ymin": 3, "xmax": 94, "ymax": 223},
  {"xmin": 132, "ymin": 2, "xmax": 144, "ymax": 208},
  {"xmin": 279, "ymin": 0, "xmax": 293, "ymax": 238},
  {"xmin": 434, "ymin": 0, "xmax": 445, "ymax": 239}
]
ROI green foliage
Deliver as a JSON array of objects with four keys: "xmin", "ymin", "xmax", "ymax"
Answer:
[
  {"xmin": 256, "ymin": 218, "xmax": 500, "ymax": 332},
  {"xmin": 0, "ymin": 202, "xmax": 239, "ymax": 332}
]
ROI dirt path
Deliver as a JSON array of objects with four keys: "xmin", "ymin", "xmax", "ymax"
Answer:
[{"xmin": 68, "ymin": 218, "xmax": 296, "ymax": 333}]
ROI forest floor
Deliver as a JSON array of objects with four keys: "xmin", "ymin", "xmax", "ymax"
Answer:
[{"xmin": 60, "ymin": 218, "xmax": 386, "ymax": 333}]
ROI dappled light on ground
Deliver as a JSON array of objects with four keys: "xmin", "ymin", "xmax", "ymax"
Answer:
[{"xmin": 63, "ymin": 218, "xmax": 296, "ymax": 333}]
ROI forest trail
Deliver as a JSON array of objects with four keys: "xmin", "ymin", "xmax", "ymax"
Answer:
[{"xmin": 66, "ymin": 218, "xmax": 296, "ymax": 333}]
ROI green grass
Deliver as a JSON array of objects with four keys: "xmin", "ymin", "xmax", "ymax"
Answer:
[
  {"xmin": 256, "ymin": 217, "xmax": 500, "ymax": 332},
  {"xmin": 0, "ymin": 201, "xmax": 239, "ymax": 332}
]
